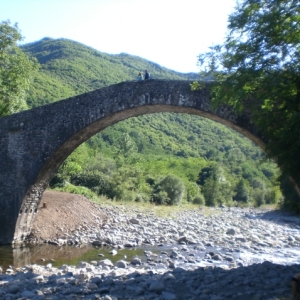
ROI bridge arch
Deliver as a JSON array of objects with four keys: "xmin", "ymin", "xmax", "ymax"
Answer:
[{"xmin": 0, "ymin": 80, "xmax": 268, "ymax": 244}]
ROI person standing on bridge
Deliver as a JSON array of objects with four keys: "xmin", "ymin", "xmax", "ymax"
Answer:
[{"xmin": 144, "ymin": 70, "xmax": 150, "ymax": 80}]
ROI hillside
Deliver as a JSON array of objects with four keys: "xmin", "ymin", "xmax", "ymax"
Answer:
[
  {"xmin": 22, "ymin": 38, "xmax": 199, "ymax": 108},
  {"xmin": 21, "ymin": 37, "xmax": 282, "ymax": 208}
]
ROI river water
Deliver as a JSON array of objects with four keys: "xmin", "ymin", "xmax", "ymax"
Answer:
[
  {"xmin": 1, "ymin": 242, "xmax": 300, "ymax": 273},
  {"xmin": 0, "ymin": 244, "xmax": 145, "ymax": 271}
]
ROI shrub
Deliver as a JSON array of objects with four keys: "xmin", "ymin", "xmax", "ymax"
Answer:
[
  {"xmin": 193, "ymin": 194, "xmax": 205, "ymax": 205},
  {"xmin": 186, "ymin": 182, "xmax": 201, "ymax": 203},
  {"xmin": 252, "ymin": 188, "xmax": 265, "ymax": 207},
  {"xmin": 71, "ymin": 170, "xmax": 109, "ymax": 195},
  {"xmin": 54, "ymin": 183, "xmax": 98, "ymax": 201},
  {"xmin": 152, "ymin": 175, "xmax": 184, "ymax": 205},
  {"xmin": 264, "ymin": 186, "xmax": 283, "ymax": 205},
  {"xmin": 234, "ymin": 179, "xmax": 250, "ymax": 203}
]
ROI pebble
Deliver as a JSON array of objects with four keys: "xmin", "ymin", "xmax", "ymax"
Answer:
[{"xmin": 5, "ymin": 205, "xmax": 300, "ymax": 299}]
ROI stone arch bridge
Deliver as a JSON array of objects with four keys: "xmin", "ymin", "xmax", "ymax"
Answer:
[{"xmin": 0, "ymin": 79, "xmax": 266, "ymax": 245}]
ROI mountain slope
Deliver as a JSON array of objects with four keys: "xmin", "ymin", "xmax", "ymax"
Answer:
[
  {"xmin": 21, "ymin": 37, "xmax": 282, "ymax": 207},
  {"xmin": 22, "ymin": 38, "xmax": 199, "ymax": 108}
]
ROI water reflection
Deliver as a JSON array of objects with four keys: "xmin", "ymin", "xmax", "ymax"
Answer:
[
  {"xmin": 2, "ymin": 243, "xmax": 299, "ymax": 272},
  {"xmin": 0, "ymin": 244, "xmax": 146, "ymax": 271}
]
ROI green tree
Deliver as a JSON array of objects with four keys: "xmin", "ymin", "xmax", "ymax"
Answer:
[
  {"xmin": 234, "ymin": 179, "xmax": 250, "ymax": 203},
  {"xmin": 264, "ymin": 186, "xmax": 283, "ymax": 205},
  {"xmin": 197, "ymin": 163, "xmax": 218, "ymax": 186},
  {"xmin": 108, "ymin": 166, "xmax": 148, "ymax": 202},
  {"xmin": 200, "ymin": 165, "xmax": 234, "ymax": 206},
  {"xmin": 71, "ymin": 170, "xmax": 110, "ymax": 195},
  {"xmin": 0, "ymin": 20, "xmax": 39, "ymax": 116},
  {"xmin": 195, "ymin": 0, "xmax": 300, "ymax": 189},
  {"xmin": 113, "ymin": 133, "xmax": 138, "ymax": 166},
  {"xmin": 152, "ymin": 175, "xmax": 185, "ymax": 205},
  {"xmin": 84, "ymin": 153, "xmax": 116, "ymax": 176},
  {"xmin": 251, "ymin": 188, "xmax": 266, "ymax": 207},
  {"xmin": 202, "ymin": 177, "xmax": 219, "ymax": 206},
  {"xmin": 50, "ymin": 144, "xmax": 90, "ymax": 186}
]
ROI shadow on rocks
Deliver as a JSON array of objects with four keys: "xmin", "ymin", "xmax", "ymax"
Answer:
[{"xmin": 0, "ymin": 260, "xmax": 296, "ymax": 299}]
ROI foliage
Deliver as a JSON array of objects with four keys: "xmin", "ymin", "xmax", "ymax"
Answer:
[
  {"xmin": 18, "ymin": 36, "xmax": 282, "ymax": 208},
  {"xmin": 50, "ymin": 111, "xmax": 280, "ymax": 207},
  {"xmin": 198, "ymin": 164, "xmax": 233, "ymax": 202},
  {"xmin": 112, "ymin": 133, "xmax": 139, "ymax": 166},
  {"xmin": 264, "ymin": 186, "xmax": 283, "ymax": 205},
  {"xmin": 251, "ymin": 188, "xmax": 266, "ymax": 207},
  {"xmin": 106, "ymin": 166, "xmax": 151, "ymax": 202},
  {"xmin": 196, "ymin": 0, "xmax": 300, "ymax": 189},
  {"xmin": 53, "ymin": 183, "xmax": 98, "ymax": 202},
  {"xmin": 22, "ymin": 38, "xmax": 198, "ymax": 108},
  {"xmin": 50, "ymin": 143, "xmax": 90, "ymax": 185},
  {"xmin": 185, "ymin": 181, "xmax": 202, "ymax": 203},
  {"xmin": 83, "ymin": 153, "xmax": 116, "ymax": 175},
  {"xmin": 152, "ymin": 175, "xmax": 185, "ymax": 205},
  {"xmin": 0, "ymin": 20, "xmax": 39, "ymax": 116},
  {"xmin": 71, "ymin": 171, "xmax": 110, "ymax": 195},
  {"xmin": 234, "ymin": 179, "xmax": 250, "ymax": 203},
  {"xmin": 192, "ymin": 194, "xmax": 205, "ymax": 205},
  {"xmin": 279, "ymin": 175, "xmax": 300, "ymax": 213}
]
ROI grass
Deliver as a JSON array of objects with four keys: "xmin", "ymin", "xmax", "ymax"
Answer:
[
  {"xmin": 90, "ymin": 194, "xmax": 230, "ymax": 219},
  {"xmin": 49, "ymin": 187, "xmax": 281, "ymax": 219},
  {"xmin": 92, "ymin": 195, "xmax": 202, "ymax": 218}
]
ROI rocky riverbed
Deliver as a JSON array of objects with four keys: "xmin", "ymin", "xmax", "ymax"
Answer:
[{"xmin": 2, "ymin": 200, "xmax": 300, "ymax": 299}]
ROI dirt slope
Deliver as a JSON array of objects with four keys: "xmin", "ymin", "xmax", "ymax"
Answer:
[{"xmin": 29, "ymin": 190, "xmax": 107, "ymax": 243}]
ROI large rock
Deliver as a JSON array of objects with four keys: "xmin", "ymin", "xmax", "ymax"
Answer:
[
  {"xmin": 115, "ymin": 260, "xmax": 128, "ymax": 268},
  {"xmin": 226, "ymin": 228, "xmax": 237, "ymax": 235},
  {"xmin": 129, "ymin": 218, "xmax": 140, "ymax": 224},
  {"xmin": 8, "ymin": 285, "xmax": 19, "ymax": 294},
  {"xmin": 149, "ymin": 280, "xmax": 165, "ymax": 293},
  {"xmin": 177, "ymin": 236, "xmax": 188, "ymax": 244},
  {"xmin": 97, "ymin": 259, "xmax": 113, "ymax": 267},
  {"xmin": 131, "ymin": 257, "xmax": 142, "ymax": 265}
]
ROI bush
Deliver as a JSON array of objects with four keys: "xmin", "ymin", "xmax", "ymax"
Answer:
[
  {"xmin": 264, "ymin": 187, "xmax": 283, "ymax": 205},
  {"xmin": 193, "ymin": 194, "xmax": 205, "ymax": 205},
  {"xmin": 280, "ymin": 175, "xmax": 300, "ymax": 213},
  {"xmin": 71, "ymin": 170, "xmax": 110, "ymax": 195},
  {"xmin": 152, "ymin": 190, "xmax": 170, "ymax": 205},
  {"xmin": 152, "ymin": 175, "xmax": 184, "ymax": 205},
  {"xmin": 234, "ymin": 179, "xmax": 250, "ymax": 203},
  {"xmin": 109, "ymin": 184, "xmax": 136, "ymax": 202},
  {"xmin": 54, "ymin": 183, "xmax": 98, "ymax": 201},
  {"xmin": 135, "ymin": 192, "xmax": 150, "ymax": 203},
  {"xmin": 186, "ymin": 182, "xmax": 201, "ymax": 203},
  {"xmin": 251, "ymin": 178, "xmax": 265, "ymax": 189},
  {"xmin": 252, "ymin": 188, "xmax": 265, "ymax": 207},
  {"xmin": 49, "ymin": 173, "xmax": 66, "ymax": 187}
]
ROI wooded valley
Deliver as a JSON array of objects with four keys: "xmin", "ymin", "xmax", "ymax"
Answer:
[{"xmin": 20, "ymin": 37, "xmax": 291, "ymax": 208}]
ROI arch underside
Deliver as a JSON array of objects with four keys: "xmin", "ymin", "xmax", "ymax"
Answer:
[{"xmin": 13, "ymin": 104, "xmax": 265, "ymax": 242}]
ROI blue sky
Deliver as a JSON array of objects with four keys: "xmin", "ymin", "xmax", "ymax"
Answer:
[{"xmin": 1, "ymin": 0, "xmax": 236, "ymax": 73}]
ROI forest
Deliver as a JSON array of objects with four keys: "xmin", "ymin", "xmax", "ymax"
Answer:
[
  {"xmin": 1, "ymin": 1, "xmax": 300, "ymax": 216},
  {"xmin": 18, "ymin": 37, "xmax": 284, "ymax": 208}
]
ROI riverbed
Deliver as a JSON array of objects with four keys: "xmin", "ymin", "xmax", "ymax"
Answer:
[{"xmin": 1, "ymin": 205, "xmax": 300, "ymax": 299}]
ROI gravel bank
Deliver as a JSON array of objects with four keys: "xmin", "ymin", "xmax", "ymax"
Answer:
[{"xmin": 4, "ymin": 192, "xmax": 300, "ymax": 299}]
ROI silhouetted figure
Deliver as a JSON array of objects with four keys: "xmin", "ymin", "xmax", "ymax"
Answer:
[{"xmin": 144, "ymin": 70, "xmax": 150, "ymax": 80}]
